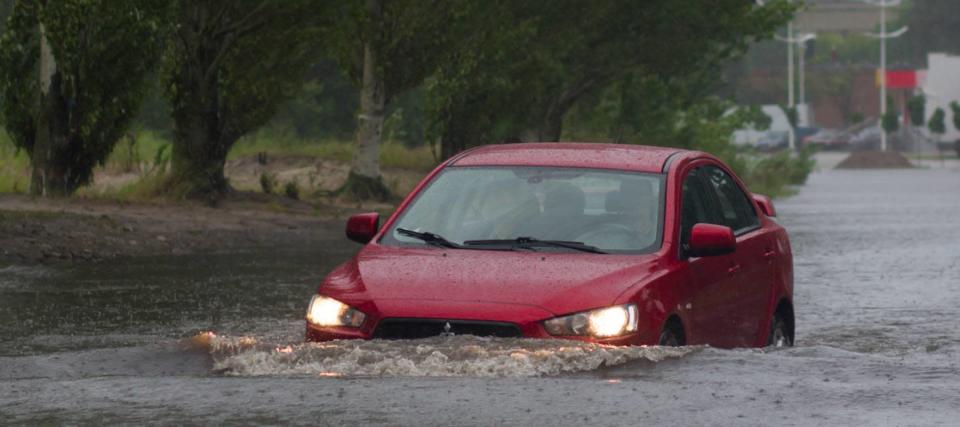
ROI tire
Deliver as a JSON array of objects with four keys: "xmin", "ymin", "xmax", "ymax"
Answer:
[
  {"xmin": 767, "ymin": 312, "xmax": 794, "ymax": 348},
  {"xmin": 658, "ymin": 320, "xmax": 685, "ymax": 347}
]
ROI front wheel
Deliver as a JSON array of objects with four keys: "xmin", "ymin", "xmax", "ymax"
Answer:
[
  {"xmin": 767, "ymin": 313, "xmax": 793, "ymax": 347},
  {"xmin": 658, "ymin": 320, "xmax": 685, "ymax": 347}
]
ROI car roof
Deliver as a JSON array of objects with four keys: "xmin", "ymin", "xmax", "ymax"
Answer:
[{"xmin": 450, "ymin": 142, "xmax": 686, "ymax": 173}]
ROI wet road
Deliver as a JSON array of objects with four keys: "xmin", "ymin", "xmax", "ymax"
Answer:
[{"xmin": 2, "ymin": 162, "xmax": 960, "ymax": 425}]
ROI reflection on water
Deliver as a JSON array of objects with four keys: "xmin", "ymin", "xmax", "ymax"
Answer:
[{"xmin": 0, "ymin": 246, "xmax": 353, "ymax": 356}]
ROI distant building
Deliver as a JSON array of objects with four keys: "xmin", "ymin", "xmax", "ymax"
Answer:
[
  {"xmin": 920, "ymin": 53, "xmax": 960, "ymax": 142},
  {"xmin": 795, "ymin": 0, "xmax": 897, "ymax": 33}
]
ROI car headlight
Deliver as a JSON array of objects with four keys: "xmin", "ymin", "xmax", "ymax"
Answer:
[
  {"xmin": 306, "ymin": 295, "xmax": 366, "ymax": 328},
  {"xmin": 543, "ymin": 304, "xmax": 638, "ymax": 337}
]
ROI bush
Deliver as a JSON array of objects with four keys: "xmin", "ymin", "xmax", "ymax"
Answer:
[
  {"xmin": 742, "ymin": 148, "xmax": 816, "ymax": 197},
  {"xmin": 283, "ymin": 181, "xmax": 300, "ymax": 200},
  {"xmin": 259, "ymin": 172, "xmax": 276, "ymax": 194}
]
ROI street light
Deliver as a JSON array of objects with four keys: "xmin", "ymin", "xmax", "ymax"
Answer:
[
  {"xmin": 862, "ymin": 0, "xmax": 908, "ymax": 152},
  {"xmin": 759, "ymin": 0, "xmax": 808, "ymax": 150},
  {"xmin": 776, "ymin": 32, "xmax": 816, "ymax": 130}
]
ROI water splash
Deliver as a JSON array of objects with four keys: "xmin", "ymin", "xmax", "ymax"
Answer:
[{"xmin": 197, "ymin": 333, "xmax": 695, "ymax": 378}]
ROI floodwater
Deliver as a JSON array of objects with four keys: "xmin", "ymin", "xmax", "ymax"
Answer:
[{"xmin": 2, "ymin": 160, "xmax": 960, "ymax": 425}]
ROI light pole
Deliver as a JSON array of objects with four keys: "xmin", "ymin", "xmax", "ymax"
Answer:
[
  {"xmin": 775, "ymin": 32, "xmax": 816, "ymax": 147},
  {"xmin": 756, "ymin": 0, "xmax": 800, "ymax": 150},
  {"xmin": 863, "ymin": 0, "xmax": 908, "ymax": 152}
]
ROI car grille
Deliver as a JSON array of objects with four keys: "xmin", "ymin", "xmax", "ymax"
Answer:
[{"xmin": 372, "ymin": 318, "xmax": 522, "ymax": 339}]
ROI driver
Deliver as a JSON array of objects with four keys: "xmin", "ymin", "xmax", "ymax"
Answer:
[
  {"xmin": 603, "ymin": 179, "xmax": 658, "ymax": 247},
  {"xmin": 477, "ymin": 179, "xmax": 540, "ymax": 239}
]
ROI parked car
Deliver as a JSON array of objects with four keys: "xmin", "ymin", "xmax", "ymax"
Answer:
[
  {"xmin": 756, "ymin": 131, "xmax": 790, "ymax": 151},
  {"xmin": 804, "ymin": 129, "xmax": 852, "ymax": 150},
  {"xmin": 850, "ymin": 125, "xmax": 883, "ymax": 150},
  {"xmin": 305, "ymin": 143, "xmax": 795, "ymax": 348}
]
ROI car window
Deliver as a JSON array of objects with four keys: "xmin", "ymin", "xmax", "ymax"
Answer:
[
  {"xmin": 381, "ymin": 166, "xmax": 665, "ymax": 253},
  {"xmin": 702, "ymin": 165, "xmax": 759, "ymax": 233},
  {"xmin": 679, "ymin": 168, "xmax": 713, "ymax": 245}
]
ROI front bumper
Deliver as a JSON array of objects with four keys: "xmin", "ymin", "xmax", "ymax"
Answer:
[{"xmin": 304, "ymin": 318, "xmax": 650, "ymax": 346}]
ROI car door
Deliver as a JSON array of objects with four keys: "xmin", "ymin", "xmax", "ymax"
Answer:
[
  {"xmin": 700, "ymin": 165, "xmax": 772, "ymax": 347},
  {"xmin": 679, "ymin": 167, "xmax": 742, "ymax": 348}
]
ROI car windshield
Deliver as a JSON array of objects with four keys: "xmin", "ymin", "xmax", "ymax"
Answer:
[{"xmin": 381, "ymin": 166, "xmax": 664, "ymax": 253}]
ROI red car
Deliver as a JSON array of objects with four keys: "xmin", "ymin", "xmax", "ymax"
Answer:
[{"xmin": 306, "ymin": 143, "xmax": 794, "ymax": 348}]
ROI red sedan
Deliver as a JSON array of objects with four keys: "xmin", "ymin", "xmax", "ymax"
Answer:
[{"xmin": 305, "ymin": 143, "xmax": 794, "ymax": 348}]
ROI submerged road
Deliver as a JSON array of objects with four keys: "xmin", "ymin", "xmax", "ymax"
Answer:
[{"xmin": 2, "ymin": 158, "xmax": 959, "ymax": 425}]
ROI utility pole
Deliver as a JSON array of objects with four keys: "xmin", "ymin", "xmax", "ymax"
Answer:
[
  {"xmin": 776, "ymin": 31, "xmax": 815, "ymax": 148},
  {"xmin": 863, "ymin": 0, "xmax": 908, "ymax": 152}
]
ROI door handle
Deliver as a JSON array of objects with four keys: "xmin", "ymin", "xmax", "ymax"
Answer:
[
  {"xmin": 727, "ymin": 264, "xmax": 741, "ymax": 275},
  {"xmin": 763, "ymin": 249, "xmax": 777, "ymax": 259}
]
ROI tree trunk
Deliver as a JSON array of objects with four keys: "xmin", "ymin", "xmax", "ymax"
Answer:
[
  {"xmin": 353, "ymin": 40, "xmax": 385, "ymax": 180},
  {"xmin": 539, "ymin": 104, "xmax": 564, "ymax": 142},
  {"xmin": 440, "ymin": 115, "xmax": 468, "ymax": 160},
  {"xmin": 29, "ymin": 24, "xmax": 75, "ymax": 196},
  {"xmin": 170, "ymin": 75, "xmax": 231, "ymax": 198},
  {"xmin": 340, "ymin": 0, "xmax": 391, "ymax": 201}
]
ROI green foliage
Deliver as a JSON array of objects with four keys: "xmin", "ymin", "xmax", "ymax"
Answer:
[
  {"xmin": 928, "ymin": 108, "xmax": 946, "ymax": 135},
  {"xmin": 0, "ymin": 130, "xmax": 29, "ymax": 193},
  {"xmin": 742, "ymin": 148, "xmax": 816, "ymax": 197},
  {"xmin": 950, "ymin": 102, "xmax": 960, "ymax": 132},
  {"xmin": 907, "ymin": 95, "xmax": 926, "ymax": 127},
  {"xmin": 163, "ymin": 0, "xmax": 328, "ymax": 197},
  {"xmin": 426, "ymin": 0, "xmax": 797, "ymax": 158},
  {"xmin": 326, "ymin": 0, "xmax": 462, "ymax": 104},
  {"xmin": 259, "ymin": 172, "xmax": 276, "ymax": 194},
  {"xmin": 230, "ymin": 129, "xmax": 435, "ymax": 171},
  {"xmin": 882, "ymin": 111, "xmax": 900, "ymax": 135},
  {"xmin": 0, "ymin": 0, "xmax": 168, "ymax": 194},
  {"xmin": 268, "ymin": 61, "xmax": 358, "ymax": 141},
  {"xmin": 283, "ymin": 181, "xmax": 300, "ymax": 200}
]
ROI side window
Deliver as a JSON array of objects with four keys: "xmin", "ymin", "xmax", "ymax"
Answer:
[
  {"xmin": 702, "ymin": 166, "xmax": 759, "ymax": 233},
  {"xmin": 679, "ymin": 169, "xmax": 712, "ymax": 245}
]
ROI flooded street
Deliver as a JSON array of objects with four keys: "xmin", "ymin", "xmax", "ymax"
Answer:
[{"xmin": 3, "ymin": 161, "xmax": 960, "ymax": 426}]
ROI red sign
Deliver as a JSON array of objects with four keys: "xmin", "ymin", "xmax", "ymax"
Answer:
[{"xmin": 876, "ymin": 69, "xmax": 918, "ymax": 89}]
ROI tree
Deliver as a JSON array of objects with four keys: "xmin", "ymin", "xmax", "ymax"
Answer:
[
  {"xmin": 425, "ymin": 0, "xmax": 543, "ymax": 159},
  {"xmin": 907, "ymin": 95, "xmax": 925, "ymax": 127},
  {"xmin": 163, "ymin": 0, "xmax": 325, "ymax": 198},
  {"xmin": 892, "ymin": 0, "xmax": 960, "ymax": 66},
  {"xmin": 426, "ymin": 0, "xmax": 796, "ymax": 160},
  {"xmin": 0, "ymin": 0, "xmax": 167, "ymax": 195},
  {"xmin": 882, "ymin": 111, "xmax": 900, "ymax": 135},
  {"xmin": 525, "ymin": 0, "xmax": 796, "ymax": 142},
  {"xmin": 326, "ymin": 0, "xmax": 460, "ymax": 200},
  {"xmin": 927, "ymin": 107, "xmax": 945, "ymax": 140},
  {"xmin": 950, "ymin": 102, "xmax": 960, "ymax": 133}
]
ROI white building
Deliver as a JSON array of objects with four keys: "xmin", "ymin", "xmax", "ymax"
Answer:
[{"xmin": 921, "ymin": 53, "xmax": 960, "ymax": 143}]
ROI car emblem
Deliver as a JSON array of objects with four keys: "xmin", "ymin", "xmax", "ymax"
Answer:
[{"xmin": 443, "ymin": 322, "xmax": 452, "ymax": 333}]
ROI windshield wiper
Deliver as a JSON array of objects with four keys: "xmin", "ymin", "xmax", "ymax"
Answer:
[
  {"xmin": 396, "ymin": 228, "xmax": 461, "ymax": 249},
  {"xmin": 463, "ymin": 237, "xmax": 607, "ymax": 254}
]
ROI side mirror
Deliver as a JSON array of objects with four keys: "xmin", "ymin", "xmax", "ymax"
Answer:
[
  {"xmin": 346, "ymin": 213, "xmax": 380, "ymax": 244},
  {"xmin": 752, "ymin": 193, "xmax": 776, "ymax": 217},
  {"xmin": 687, "ymin": 223, "xmax": 736, "ymax": 258}
]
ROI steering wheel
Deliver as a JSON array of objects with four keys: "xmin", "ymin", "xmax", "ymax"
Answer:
[{"xmin": 571, "ymin": 222, "xmax": 635, "ymax": 247}]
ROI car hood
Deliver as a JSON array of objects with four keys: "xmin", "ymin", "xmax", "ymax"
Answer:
[{"xmin": 320, "ymin": 244, "xmax": 662, "ymax": 316}]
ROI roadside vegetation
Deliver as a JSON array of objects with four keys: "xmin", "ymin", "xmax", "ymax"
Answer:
[{"xmin": 0, "ymin": 0, "xmax": 811, "ymax": 206}]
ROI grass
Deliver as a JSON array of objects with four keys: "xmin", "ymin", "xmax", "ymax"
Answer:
[
  {"xmin": 0, "ymin": 131, "xmax": 30, "ymax": 193},
  {"xmin": 102, "ymin": 130, "xmax": 172, "ymax": 174},
  {"xmin": 231, "ymin": 128, "xmax": 438, "ymax": 171}
]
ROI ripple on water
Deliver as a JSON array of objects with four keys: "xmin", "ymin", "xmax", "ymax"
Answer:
[{"xmin": 190, "ymin": 332, "xmax": 696, "ymax": 378}]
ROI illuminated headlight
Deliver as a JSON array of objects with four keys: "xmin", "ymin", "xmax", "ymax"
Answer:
[
  {"xmin": 543, "ymin": 304, "xmax": 638, "ymax": 338},
  {"xmin": 306, "ymin": 295, "xmax": 366, "ymax": 328}
]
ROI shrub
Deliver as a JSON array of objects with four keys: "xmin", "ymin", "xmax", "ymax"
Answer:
[
  {"xmin": 284, "ymin": 181, "xmax": 300, "ymax": 200},
  {"xmin": 259, "ymin": 172, "xmax": 276, "ymax": 194}
]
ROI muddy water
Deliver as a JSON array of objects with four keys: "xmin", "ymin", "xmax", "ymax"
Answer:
[{"xmin": 2, "ymin": 165, "xmax": 960, "ymax": 425}]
